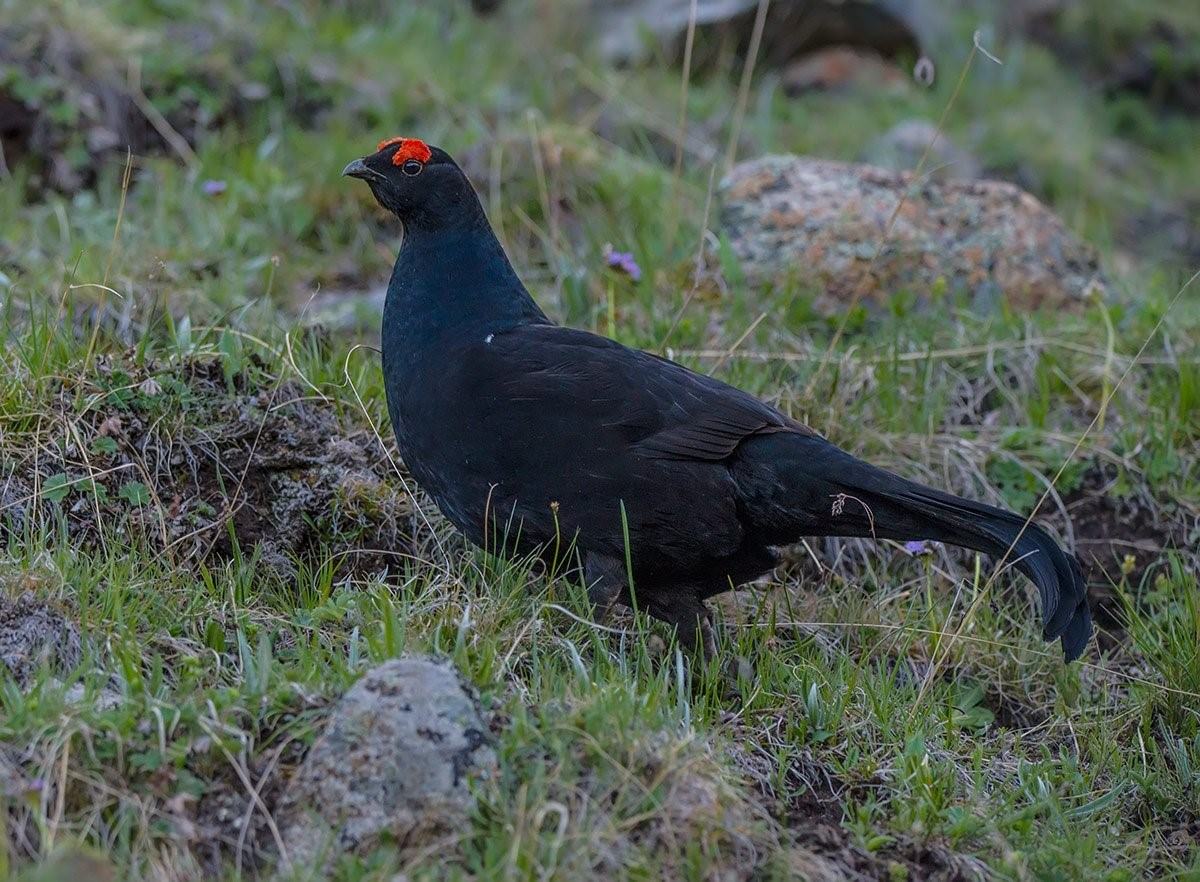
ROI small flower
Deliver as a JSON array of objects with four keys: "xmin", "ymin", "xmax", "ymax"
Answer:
[
  {"xmin": 25, "ymin": 777, "xmax": 46, "ymax": 795},
  {"xmin": 201, "ymin": 179, "xmax": 228, "ymax": 197},
  {"xmin": 904, "ymin": 540, "xmax": 931, "ymax": 556},
  {"xmin": 1120, "ymin": 554, "xmax": 1136, "ymax": 576},
  {"xmin": 602, "ymin": 243, "xmax": 642, "ymax": 282}
]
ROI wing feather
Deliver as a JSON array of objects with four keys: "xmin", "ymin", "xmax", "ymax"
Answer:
[{"xmin": 491, "ymin": 324, "xmax": 815, "ymax": 462}]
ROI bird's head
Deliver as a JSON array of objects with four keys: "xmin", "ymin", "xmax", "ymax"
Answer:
[{"xmin": 342, "ymin": 137, "xmax": 479, "ymax": 230}]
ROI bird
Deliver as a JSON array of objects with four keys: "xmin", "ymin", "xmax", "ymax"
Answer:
[{"xmin": 342, "ymin": 137, "xmax": 1092, "ymax": 663}]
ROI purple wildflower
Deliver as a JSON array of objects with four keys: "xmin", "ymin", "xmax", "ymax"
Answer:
[
  {"xmin": 201, "ymin": 179, "xmax": 228, "ymax": 197},
  {"xmin": 904, "ymin": 540, "xmax": 931, "ymax": 556},
  {"xmin": 603, "ymin": 244, "xmax": 642, "ymax": 282}
]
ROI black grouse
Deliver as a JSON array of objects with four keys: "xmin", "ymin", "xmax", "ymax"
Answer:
[{"xmin": 343, "ymin": 137, "xmax": 1093, "ymax": 662}]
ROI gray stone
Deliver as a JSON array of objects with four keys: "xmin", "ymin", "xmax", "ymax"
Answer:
[
  {"xmin": 302, "ymin": 285, "xmax": 387, "ymax": 336},
  {"xmin": 719, "ymin": 154, "xmax": 1107, "ymax": 311},
  {"xmin": 862, "ymin": 118, "xmax": 980, "ymax": 181},
  {"xmin": 63, "ymin": 681, "xmax": 124, "ymax": 712},
  {"xmin": 0, "ymin": 592, "xmax": 82, "ymax": 688},
  {"xmin": 276, "ymin": 657, "xmax": 496, "ymax": 872}
]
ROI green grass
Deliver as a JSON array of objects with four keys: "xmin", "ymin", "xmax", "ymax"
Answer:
[{"xmin": 2, "ymin": 1, "xmax": 1199, "ymax": 879}]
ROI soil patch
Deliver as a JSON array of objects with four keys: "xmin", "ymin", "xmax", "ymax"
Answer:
[
  {"xmin": 734, "ymin": 737, "xmax": 991, "ymax": 880},
  {"xmin": 983, "ymin": 686, "xmax": 1048, "ymax": 731},
  {"xmin": 190, "ymin": 726, "xmax": 313, "ymax": 878},
  {"xmin": 1062, "ymin": 463, "xmax": 1195, "ymax": 631},
  {"xmin": 0, "ymin": 354, "xmax": 414, "ymax": 578}
]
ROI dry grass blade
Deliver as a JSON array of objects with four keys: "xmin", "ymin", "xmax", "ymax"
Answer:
[
  {"xmin": 724, "ymin": 0, "xmax": 770, "ymax": 172},
  {"xmin": 673, "ymin": 0, "xmax": 700, "ymax": 182}
]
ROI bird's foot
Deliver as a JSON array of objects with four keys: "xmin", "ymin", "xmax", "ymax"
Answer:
[
  {"xmin": 584, "ymin": 553, "xmax": 626, "ymax": 624},
  {"xmin": 722, "ymin": 653, "xmax": 756, "ymax": 694}
]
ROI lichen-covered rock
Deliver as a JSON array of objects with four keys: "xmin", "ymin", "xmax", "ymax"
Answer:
[
  {"xmin": 276, "ymin": 657, "xmax": 496, "ymax": 871},
  {"xmin": 0, "ymin": 592, "xmax": 82, "ymax": 688},
  {"xmin": 719, "ymin": 155, "xmax": 1106, "ymax": 311}
]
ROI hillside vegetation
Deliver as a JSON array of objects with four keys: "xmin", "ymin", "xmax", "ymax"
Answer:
[{"xmin": 1, "ymin": 1, "xmax": 1198, "ymax": 879}]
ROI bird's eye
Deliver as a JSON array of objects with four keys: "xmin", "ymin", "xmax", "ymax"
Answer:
[{"xmin": 401, "ymin": 159, "xmax": 423, "ymax": 176}]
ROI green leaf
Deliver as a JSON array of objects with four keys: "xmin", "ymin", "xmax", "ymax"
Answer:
[
  {"xmin": 91, "ymin": 436, "xmax": 119, "ymax": 456},
  {"xmin": 118, "ymin": 481, "xmax": 151, "ymax": 507},
  {"xmin": 129, "ymin": 750, "xmax": 163, "ymax": 773},
  {"xmin": 42, "ymin": 473, "xmax": 72, "ymax": 503},
  {"xmin": 715, "ymin": 232, "xmax": 744, "ymax": 287},
  {"xmin": 203, "ymin": 620, "xmax": 226, "ymax": 653}
]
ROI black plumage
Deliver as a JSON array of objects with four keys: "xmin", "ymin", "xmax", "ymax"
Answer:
[{"xmin": 343, "ymin": 139, "xmax": 1092, "ymax": 663}]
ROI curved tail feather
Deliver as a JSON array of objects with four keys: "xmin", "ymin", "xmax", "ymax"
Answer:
[
  {"xmin": 757, "ymin": 438, "xmax": 1094, "ymax": 660},
  {"xmin": 896, "ymin": 484, "xmax": 1093, "ymax": 660}
]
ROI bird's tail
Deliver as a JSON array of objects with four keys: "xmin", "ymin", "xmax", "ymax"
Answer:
[{"xmin": 789, "ymin": 446, "xmax": 1092, "ymax": 660}]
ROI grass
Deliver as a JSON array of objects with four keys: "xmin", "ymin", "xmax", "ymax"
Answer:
[{"xmin": 2, "ymin": 1, "xmax": 1199, "ymax": 879}]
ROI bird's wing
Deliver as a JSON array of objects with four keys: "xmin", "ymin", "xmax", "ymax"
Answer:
[
  {"xmin": 635, "ymin": 384, "xmax": 806, "ymax": 460},
  {"xmin": 488, "ymin": 324, "xmax": 815, "ymax": 463}
]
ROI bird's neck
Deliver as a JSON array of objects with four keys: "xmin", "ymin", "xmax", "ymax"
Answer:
[{"xmin": 383, "ymin": 215, "xmax": 547, "ymax": 351}]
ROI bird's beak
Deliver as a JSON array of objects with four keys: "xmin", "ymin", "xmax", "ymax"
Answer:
[{"xmin": 342, "ymin": 158, "xmax": 370, "ymax": 179}]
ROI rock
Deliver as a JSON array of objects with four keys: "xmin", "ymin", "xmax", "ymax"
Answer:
[
  {"xmin": 861, "ymin": 118, "xmax": 980, "ymax": 180},
  {"xmin": 0, "ymin": 592, "xmax": 82, "ymax": 688},
  {"xmin": 63, "ymin": 681, "xmax": 124, "ymax": 712},
  {"xmin": 782, "ymin": 47, "xmax": 910, "ymax": 95},
  {"xmin": 719, "ymin": 154, "xmax": 1106, "ymax": 311},
  {"xmin": 591, "ymin": 0, "xmax": 931, "ymax": 72},
  {"xmin": 302, "ymin": 285, "xmax": 387, "ymax": 336},
  {"xmin": 276, "ymin": 657, "xmax": 496, "ymax": 871},
  {"xmin": 0, "ymin": 745, "xmax": 22, "ymax": 795}
]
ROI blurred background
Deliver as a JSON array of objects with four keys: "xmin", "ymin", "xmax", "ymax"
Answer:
[{"xmin": 2, "ymin": 0, "xmax": 1198, "ymax": 323}]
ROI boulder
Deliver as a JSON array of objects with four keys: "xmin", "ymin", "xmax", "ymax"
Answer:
[
  {"xmin": 719, "ymin": 154, "xmax": 1106, "ymax": 311},
  {"xmin": 276, "ymin": 657, "xmax": 496, "ymax": 872}
]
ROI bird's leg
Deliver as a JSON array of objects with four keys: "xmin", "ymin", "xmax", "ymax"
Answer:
[
  {"xmin": 644, "ymin": 592, "xmax": 718, "ymax": 663},
  {"xmin": 583, "ymin": 553, "xmax": 627, "ymax": 625},
  {"xmin": 647, "ymin": 592, "xmax": 755, "ymax": 693}
]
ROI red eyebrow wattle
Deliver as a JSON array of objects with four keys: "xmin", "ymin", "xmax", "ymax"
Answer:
[{"xmin": 377, "ymin": 137, "xmax": 432, "ymax": 166}]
